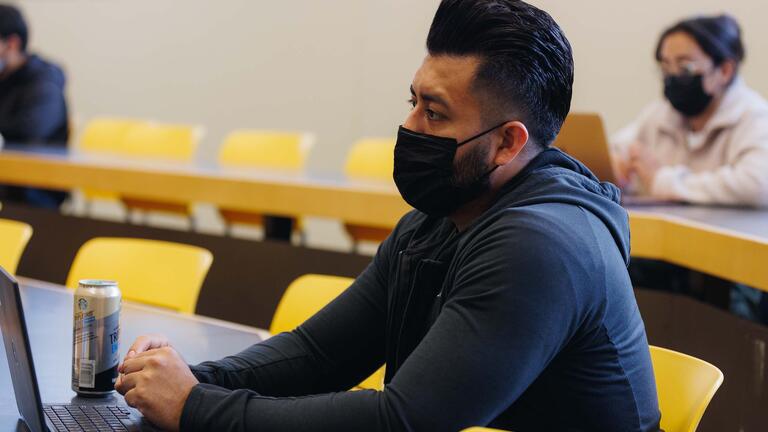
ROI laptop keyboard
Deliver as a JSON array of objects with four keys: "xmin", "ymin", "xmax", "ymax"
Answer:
[{"xmin": 43, "ymin": 404, "xmax": 132, "ymax": 431}]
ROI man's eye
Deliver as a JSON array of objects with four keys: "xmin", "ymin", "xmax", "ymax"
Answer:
[
  {"xmin": 407, "ymin": 98, "xmax": 416, "ymax": 108},
  {"xmin": 426, "ymin": 109, "xmax": 441, "ymax": 120}
]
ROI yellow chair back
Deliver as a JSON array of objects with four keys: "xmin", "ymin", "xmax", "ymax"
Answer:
[
  {"xmin": 78, "ymin": 117, "xmax": 146, "ymax": 153},
  {"xmin": 343, "ymin": 138, "xmax": 397, "ymax": 246},
  {"xmin": 78, "ymin": 117, "xmax": 148, "ymax": 200},
  {"xmin": 651, "ymin": 345, "xmax": 723, "ymax": 432},
  {"xmin": 0, "ymin": 219, "xmax": 33, "ymax": 274},
  {"xmin": 218, "ymin": 130, "xmax": 313, "ymax": 170},
  {"xmin": 121, "ymin": 123, "xmax": 200, "ymax": 161},
  {"xmin": 272, "ymin": 274, "xmax": 385, "ymax": 390},
  {"xmin": 270, "ymin": 274, "xmax": 351, "ymax": 334},
  {"xmin": 116, "ymin": 123, "xmax": 201, "ymax": 215},
  {"xmin": 66, "ymin": 237, "xmax": 213, "ymax": 314},
  {"xmin": 344, "ymin": 137, "xmax": 396, "ymax": 180}
]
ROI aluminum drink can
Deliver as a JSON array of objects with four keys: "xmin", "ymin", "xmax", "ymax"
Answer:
[{"xmin": 71, "ymin": 279, "xmax": 121, "ymax": 397}]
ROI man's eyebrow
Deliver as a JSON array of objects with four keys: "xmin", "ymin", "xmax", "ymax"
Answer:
[{"xmin": 410, "ymin": 85, "xmax": 450, "ymax": 108}]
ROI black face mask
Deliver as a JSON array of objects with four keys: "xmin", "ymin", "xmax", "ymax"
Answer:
[
  {"xmin": 664, "ymin": 74, "xmax": 713, "ymax": 117},
  {"xmin": 393, "ymin": 123, "xmax": 505, "ymax": 217}
]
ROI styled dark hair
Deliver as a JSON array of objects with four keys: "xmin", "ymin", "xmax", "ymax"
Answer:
[
  {"xmin": 655, "ymin": 15, "xmax": 745, "ymax": 68},
  {"xmin": 426, "ymin": 0, "xmax": 574, "ymax": 147},
  {"xmin": 0, "ymin": 4, "xmax": 28, "ymax": 51}
]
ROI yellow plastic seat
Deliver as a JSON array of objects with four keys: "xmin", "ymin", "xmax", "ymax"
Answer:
[
  {"xmin": 79, "ymin": 117, "xmax": 146, "ymax": 154},
  {"xmin": 0, "ymin": 219, "xmax": 33, "ymax": 274},
  {"xmin": 118, "ymin": 122, "xmax": 202, "ymax": 218},
  {"xmin": 344, "ymin": 138, "xmax": 396, "ymax": 179},
  {"xmin": 65, "ymin": 237, "xmax": 213, "ymax": 314},
  {"xmin": 78, "ymin": 117, "xmax": 147, "ymax": 201},
  {"xmin": 121, "ymin": 122, "xmax": 200, "ymax": 161},
  {"xmin": 650, "ymin": 345, "xmax": 723, "ymax": 432},
  {"xmin": 272, "ymin": 274, "xmax": 385, "ymax": 390},
  {"xmin": 217, "ymin": 130, "xmax": 313, "ymax": 233},
  {"xmin": 218, "ymin": 130, "xmax": 313, "ymax": 170},
  {"xmin": 343, "ymin": 138, "xmax": 396, "ymax": 248}
]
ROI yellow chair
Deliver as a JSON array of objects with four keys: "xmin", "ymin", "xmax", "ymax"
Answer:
[
  {"xmin": 650, "ymin": 345, "xmax": 723, "ymax": 432},
  {"xmin": 66, "ymin": 237, "xmax": 213, "ymax": 314},
  {"xmin": 120, "ymin": 122, "xmax": 200, "ymax": 161},
  {"xmin": 77, "ymin": 117, "xmax": 147, "ymax": 202},
  {"xmin": 217, "ymin": 130, "xmax": 313, "ymax": 234},
  {"xmin": 344, "ymin": 138, "xmax": 396, "ymax": 179},
  {"xmin": 218, "ymin": 130, "xmax": 313, "ymax": 170},
  {"xmin": 272, "ymin": 274, "xmax": 385, "ymax": 390},
  {"xmin": 118, "ymin": 122, "xmax": 202, "ymax": 220},
  {"xmin": 0, "ymin": 219, "xmax": 33, "ymax": 274},
  {"xmin": 78, "ymin": 117, "xmax": 146, "ymax": 154},
  {"xmin": 343, "ymin": 138, "xmax": 396, "ymax": 249}
]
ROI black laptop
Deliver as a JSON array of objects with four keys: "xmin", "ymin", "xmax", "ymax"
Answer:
[{"xmin": 0, "ymin": 267, "xmax": 144, "ymax": 432}]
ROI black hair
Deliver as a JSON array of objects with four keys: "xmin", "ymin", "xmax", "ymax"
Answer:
[
  {"xmin": 0, "ymin": 4, "xmax": 28, "ymax": 51},
  {"xmin": 426, "ymin": 0, "xmax": 574, "ymax": 147},
  {"xmin": 655, "ymin": 15, "xmax": 745, "ymax": 68}
]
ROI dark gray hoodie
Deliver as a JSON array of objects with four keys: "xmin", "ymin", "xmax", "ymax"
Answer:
[
  {"xmin": 0, "ymin": 54, "xmax": 69, "ymax": 208},
  {"xmin": 0, "ymin": 54, "xmax": 68, "ymax": 144},
  {"xmin": 182, "ymin": 148, "xmax": 661, "ymax": 432}
]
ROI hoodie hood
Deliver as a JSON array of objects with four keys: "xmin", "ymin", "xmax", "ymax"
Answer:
[{"xmin": 489, "ymin": 147, "xmax": 631, "ymax": 265}]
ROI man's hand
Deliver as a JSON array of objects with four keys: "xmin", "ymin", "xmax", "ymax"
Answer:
[
  {"xmin": 628, "ymin": 142, "xmax": 662, "ymax": 192},
  {"xmin": 123, "ymin": 334, "xmax": 171, "ymax": 358},
  {"xmin": 118, "ymin": 334, "xmax": 172, "ymax": 375},
  {"xmin": 115, "ymin": 346, "xmax": 198, "ymax": 431}
]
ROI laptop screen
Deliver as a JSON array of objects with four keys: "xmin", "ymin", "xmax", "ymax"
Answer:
[{"xmin": 0, "ymin": 266, "xmax": 48, "ymax": 432}]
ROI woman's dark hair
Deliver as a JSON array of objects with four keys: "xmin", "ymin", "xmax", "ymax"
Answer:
[
  {"xmin": 655, "ymin": 14, "xmax": 745, "ymax": 68},
  {"xmin": 426, "ymin": 0, "xmax": 574, "ymax": 147},
  {"xmin": 0, "ymin": 4, "xmax": 28, "ymax": 51}
]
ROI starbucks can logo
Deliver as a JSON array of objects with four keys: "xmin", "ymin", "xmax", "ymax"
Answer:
[{"xmin": 78, "ymin": 298, "xmax": 88, "ymax": 311}]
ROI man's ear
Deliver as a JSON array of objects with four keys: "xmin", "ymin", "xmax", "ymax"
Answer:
[{"xmin": 494, "ymin": 121, "xmax": 529, "ymax": 165}]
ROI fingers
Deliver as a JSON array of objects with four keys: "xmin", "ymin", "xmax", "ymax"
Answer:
[
  {"xmin": 118, "ymin": 349, "xmax": 136, "ymax": 373},
  {"xmin": 128, "ymin": 334, "xmax": 169, "ymax": 355},
  {"xmin": 123, "ymin": 388, "xmax": 141, "ymax": 410},
  {"xmin": 121, "ymin": 346, "xmax": 175, "ymax": 374},
  {"xmin": 121, "ymin": 354, "xmax": 150, "ymax": 375},
  {"xmin": 120, "ymin": 335, "xmax": 169, "ymax": 372},
  {"xmin": 115, "ymin": 369, "xmax": 140, "ymax": 395}
]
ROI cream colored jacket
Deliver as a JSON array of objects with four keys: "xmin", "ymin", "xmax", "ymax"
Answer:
[{"xmin": 612, "ymin": 78, "xmax": 768, "ymax": 207}]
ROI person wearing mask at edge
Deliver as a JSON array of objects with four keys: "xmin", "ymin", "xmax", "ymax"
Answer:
[
  {"xmin": 0, "ymin": 4, "xmax": 69, "ymax": 209},
  {"xmin": 114, "ymin": 1, "xmax": 660, "ymax": 431},
  {"xmin": 613, "ymin": 15, "xmax": 768, "ymax": 325},
  {"xmin": 612, "ymin": 14, "xmax": 768, "ymax": 207}
]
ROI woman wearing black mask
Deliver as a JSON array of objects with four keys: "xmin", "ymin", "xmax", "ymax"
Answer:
[
  {"xmin": 615, "ymin": 15, "xmax": 768, "ymax": 324},
  {"xmin": 612, "ymin": 14, "xmax": 768, "ymax": 207}
]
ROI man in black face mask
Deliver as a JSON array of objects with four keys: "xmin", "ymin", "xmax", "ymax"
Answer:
[{"xmin": 117, "ymin": 2, "xmax": 660, "ymax": 431}]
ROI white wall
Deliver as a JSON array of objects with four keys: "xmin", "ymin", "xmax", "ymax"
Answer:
[{"xmin": 12, "ymin": 0, "xmax": 768, "ymax": 173}]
